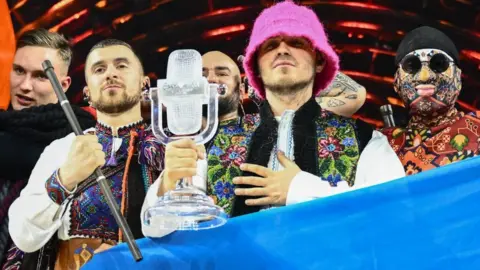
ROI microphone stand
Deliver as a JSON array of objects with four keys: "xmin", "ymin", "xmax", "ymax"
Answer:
[
  {"xmin": 42, "ymin": 60, "xmax": 143, "ymax": 262},
  {"xmin": 380, "ymin": 104, "xmax": 396, "ymax": 128}
]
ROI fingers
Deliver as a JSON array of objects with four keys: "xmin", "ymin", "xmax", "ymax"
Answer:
[
  {"xmin": 234, "ymin": 187, "xmax": 267, "ymax": 197},
  {"xmin": 165, "ymin": 139, "xmax": 204, "ymax": 160},
  {"xmin": 93, "ymin": 150, "xmax": 106, "ymax": 167},
  {"xmin": 164, "ymin": 168, "xmax": 197, "ymax": 182},
  {"xmin": 166, "ymin": 148, "xmax": 198, "ymax": 160},
  {"xmin": 277, "ymin": 151, "xmax": 295, "ymax": 169},
  {"xmin": 73, "ymin": 135, "xmax": 103, "ymax": 152},
  {"xmin": 233, "ymin": 176, "xmax": 266, "ymax": 187},
  {"xmin": 196, "ymin": 144, "xmax": 206, "ymax": 160},
  {"xmin": 164, "ymin": 139, "xmax": 204, "ymax": 185},
  {"xmin": 91, "ymin": 143, "xmax": 103, "ymax": 152},
  {"xmin": 245, "ymin": 197, "xmax": 273, "ymax": 206},
  {"xmin": 166, "ymin": 138, "xmax": 196, "ymax": 151},
  {"xmin": 240, "ymin": 163, "xmax": 272, "ymax": 177},
  {"xmin": 169, "ymin": 158, "xmax": 197, "ymax": 169}
]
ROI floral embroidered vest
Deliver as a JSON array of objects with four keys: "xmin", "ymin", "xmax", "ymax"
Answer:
[
  {"xmin": 206, "ymin": 111, "xmax": 366, "ymax": 216},
  {"xmin": 382, "ymin": 111, "xmax": 480, "ymax": 175}
]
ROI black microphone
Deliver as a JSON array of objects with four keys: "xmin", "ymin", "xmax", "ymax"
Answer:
[
  {"xmin": 380, "ymin": 104, "xmax": 396, "ymax": 128},
  {"xmin": 42, "ymin": 60, "xmax": 143, "ymax": 262}
]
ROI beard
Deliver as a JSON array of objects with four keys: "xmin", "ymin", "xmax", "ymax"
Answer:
[
  {"xmin": 263, "ymin": 67, "xmax": 315, "ymax": 96},
  {"xmin": 202, "ymin": 84, "xmax": 240, "ymax": 118},
  {"xmin": 91, "ymin": 89, "xmax": 141, "ymax": 114}
]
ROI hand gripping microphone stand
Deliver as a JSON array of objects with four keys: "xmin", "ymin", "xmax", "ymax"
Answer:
[{"xmin": 42, "ymin": 60, "xmax": 143, "ymax": 262}]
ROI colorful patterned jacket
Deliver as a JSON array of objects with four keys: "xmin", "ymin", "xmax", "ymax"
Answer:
[
  {"xmin": 205, "ymin": 104, "xmax": 373, "ymax": 216},
  {"xmin": 382, "ymin": 111, "xmax": 480, "ymax": 175}
]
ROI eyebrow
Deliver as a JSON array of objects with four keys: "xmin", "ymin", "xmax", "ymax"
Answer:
[
  {"xmin": 214, "ymin": 66, "xmax": 231, "ymax": 72},
  {"xmin": 12, "ymin": 63, "xmax": 46, "ymax": 75},
  {"xmin": 91, "ymin": 57, "xmax": 131, "ymax": 70},
  {"xmin": 12, "ymin": 63, "xmax": 24, "ymax": 70},
  {"xmin": 114, "ymin": 57, "xmax": 130, "ymax": 64},
  {"xmin": 202, "ymin": 66, "xmax": 231, "ymax": 72}
]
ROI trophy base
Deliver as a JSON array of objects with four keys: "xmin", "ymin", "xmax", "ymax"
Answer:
[{"xmin": 144, "ymin": 187, "xmax": 228, "ymax": 233}]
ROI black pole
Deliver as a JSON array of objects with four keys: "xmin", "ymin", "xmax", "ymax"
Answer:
[
  {"xmin": 42, "ymin": 60, "xmax": 143, "ymax": 262},
  {"xmin": 380, "ymin": 104, "xmax": 396, "ymax": 128}
]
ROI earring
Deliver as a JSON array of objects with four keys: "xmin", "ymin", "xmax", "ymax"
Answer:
[
  {"xmin": 239, "ymin": 99, "xmax": 246, "ymax": 116},
  {"xmin": 141, "ymin": 83, "xmax": 150, "ymax": 102},
  {"xmin": 83, "ymin": 94, "xmax": 92, "ymax": 106}
]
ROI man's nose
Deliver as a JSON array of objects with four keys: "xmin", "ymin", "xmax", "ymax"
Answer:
[
  {"xmin": 276, "ymin": 41, "xmax": 291, "ymax": 56},
  {"xmin": 19, "ymin": 75, "xmax": 33, "ymax": 92},
  {"xmin": 207, "ymin": 73, "xmax": 219, "ymax": 84},
  {"xmin": 105, "ymin": 65, "xmax": 119, "ymax": 79}
]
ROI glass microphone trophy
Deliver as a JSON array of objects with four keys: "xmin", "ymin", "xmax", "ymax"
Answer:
[{"xmin": 143, "ymin": 49, "xmax": 227, "ymax": 233}]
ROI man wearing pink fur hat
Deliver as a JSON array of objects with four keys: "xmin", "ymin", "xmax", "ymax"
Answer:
[
  {"xmin": 230, "ymin": 0, "xmax": 405, "ymax": 216},
  {"xmin": 145, "ymin": 1, "xmax": 404, "ymax": 223}
]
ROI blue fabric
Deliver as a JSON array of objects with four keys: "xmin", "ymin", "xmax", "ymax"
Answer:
[{"xmin": 84, "ymin": 156, "xmax": 480, "ymax": 270}]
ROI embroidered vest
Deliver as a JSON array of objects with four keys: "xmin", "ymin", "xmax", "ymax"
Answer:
[
  {"xmin": 206, "ymin": 111, "xmax": 364, "ymax": 216},
  {"xmin": 382, "ymin": 111, "xmax": 480, "ymax": 175}
]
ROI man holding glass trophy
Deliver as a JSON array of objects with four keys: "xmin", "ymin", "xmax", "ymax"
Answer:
[
  {"xmin": 142, "ymin": 49, "xmax": 229, "ymax": 235},
  {"xmin": 142, "ymin": 1, "xmax": 405, "ymax": 236}
]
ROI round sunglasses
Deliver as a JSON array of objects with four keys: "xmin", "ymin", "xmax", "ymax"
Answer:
[{"xmin": 400, "ymin": 53, "xmax": 454, "ymax": 74}]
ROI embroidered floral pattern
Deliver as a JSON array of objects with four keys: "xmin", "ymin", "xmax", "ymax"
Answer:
[
  {"xmin": 326, "ymin": 174, "xmax": 342, "ymax": 187},
  {"xmin": 383, "ymin": 112, "xmax": 480, "ymax": 175},
  {"xmin": 2, "ymin": 243, "xmax": 24, "ymax": 270},
  {"xmin": 318, "ymin": 137, "xmax": 344, "ymax": 158},
  {"xmin": 214, "ymin": 180, "xmax": 235, "ymax": 200},
  {"xmin": 220, "ymin": 144, "xmax": 247, "ymax": 167},
  {"xmin": 405, "ymin": 161, "xmax": 422, "ymax": 175},
  {"xmin": 439, "ymin": 151, "xmax": 474, "ymax": 166},
  {"xmin": 206, "ymin": 112, "xmax": 361, "ymax": 215},
  {"xmin": 207, "ymin": 115, "xmax": 259, "ymax": 216},
  {"xmin": 64, "ymin": 122, "xmax": 159, "ymax": 240},
  {"xmin": 450, "ymin": 134, "xmax": 469, "ymax": 151},
  {"xmin": 316, "ymin": 111, "xmax": 360, "ymax": 186},
  {"xmin": 46, "ymin": 170, "xmax": 70, "ymax": 205},
  {"xmin": 405, "ymin": 129, "xmax": 430, "ymax": 148}
]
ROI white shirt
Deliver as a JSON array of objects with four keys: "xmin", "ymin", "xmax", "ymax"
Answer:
[
  {"xmin": 8, "ymin": 127, "xmax": 174, "ymax": 253},
  {"xmin": 9, "ymin": 133, "xmax": 76, "ymax": 252}
]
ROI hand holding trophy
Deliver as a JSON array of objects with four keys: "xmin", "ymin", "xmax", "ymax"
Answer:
[{"xmin": 143, "ymin": 49, "xmax": 227, "ymax": 233}]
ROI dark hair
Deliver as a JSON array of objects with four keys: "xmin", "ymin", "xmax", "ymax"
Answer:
[
  {"xmin": 17, "ymin": 28, "xmax": 72, "ymax": 69},
  {"xmin": 87, "ymin": 39, "xmax": 143, "ymax": 74}
]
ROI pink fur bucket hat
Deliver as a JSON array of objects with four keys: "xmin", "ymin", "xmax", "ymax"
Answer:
[{"xmin": 243, "ymin": 0, "xmax": 339, "ymax": 100}]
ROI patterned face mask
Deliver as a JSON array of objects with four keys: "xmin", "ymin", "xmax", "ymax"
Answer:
[{"xmin": 394, "ymin": 49, "xmax": 462, "ymax": 118}]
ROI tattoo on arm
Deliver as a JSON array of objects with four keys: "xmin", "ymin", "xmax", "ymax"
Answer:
[
  {"xmin": 320, "ymin": 72, "xmax": 363, "ymax": 97},
  {"xmin": 345, "ymin": 94, "xmax": 358, "ymax": 99},
  {"xmin": 326, "ymin": 98, "xmax": 346, "ymax": 107}
]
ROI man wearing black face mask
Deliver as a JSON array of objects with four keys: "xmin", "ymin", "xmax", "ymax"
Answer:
[{"xmin": 382, "ymin": 26, "xmax": 480, "ymax": 175}]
